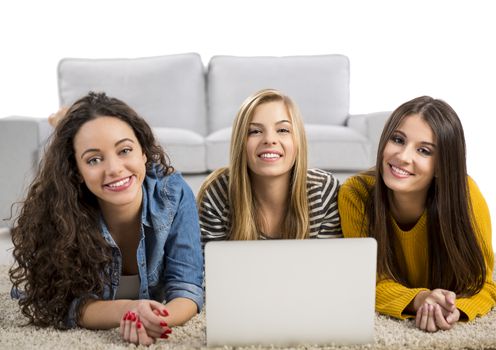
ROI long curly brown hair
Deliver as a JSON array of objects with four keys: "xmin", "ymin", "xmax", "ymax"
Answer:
[{"xmin": 9, "ymin": 92, "xmax": 173, "ymax": 329}]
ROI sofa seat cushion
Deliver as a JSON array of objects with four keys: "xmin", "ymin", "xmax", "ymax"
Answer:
[
  {"xmin": 205, "ymin": 127, "xmax": 231, "ymax": 171},
  {"xmin": 205, "ymin": 125, "xmax": 372, "ymax": 172},
  {"xmin": 153, "ymin": 127, "xmax": 206, "ymax": 173}
]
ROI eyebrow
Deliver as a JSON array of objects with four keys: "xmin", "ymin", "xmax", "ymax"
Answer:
[
  {"xmin": 393, "ymin": 130, "xmax": 436, "ymax": 148},
  {"xmin": 249, "ymin": 120, "xmax": 292, "ymax": 127},
  {"xmin": 80, "ymin": 138, "xmax": 135, "ymax": 159}
]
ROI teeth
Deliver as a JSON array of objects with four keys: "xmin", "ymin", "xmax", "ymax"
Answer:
[
  {"xmin": 391, "ymin": 165, "xmax": 410, "ymax": 176},
  {"xmin": 260, "ymin": 153, "xmax": 280, "ymax": 159},
  {"xmin": 108, "ymin": 177, "xmax": 130, "ymax": 187}
]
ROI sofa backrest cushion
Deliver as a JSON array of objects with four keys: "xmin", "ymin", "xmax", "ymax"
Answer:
[
  {"xmin": 207, "ymin": 54, "xmax": 350, "ymax": 132},
  {"xmin": 58, "ymin": 53, "xmax": 207, "ymax": 135}
]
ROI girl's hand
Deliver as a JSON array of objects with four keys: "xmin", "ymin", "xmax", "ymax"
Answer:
[
  {"xmin": 48, "ymin": 107, "xmax": 69, "ymax": 127},
  {"xmin": 413, "ymin": 289, "xmax": 460, "ymax": 332},
  {"xmin": 120, "ymin": 312, "xmax": 156, "ymax": 346},
  {"xmin": 413, "ymin": 289, "xmax": 456, "ymax": 314},
  {"xmin": 120, "ymin": 300, "xmax": 172, "ymax": 343},
  {"xmin": 415, "ymin": 303, "xmax": 460, "ymax": 332}
]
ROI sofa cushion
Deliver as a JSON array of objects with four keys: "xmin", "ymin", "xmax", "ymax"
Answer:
[
  {"xmin": 153, "ymin": 127, "xmax": 206, "ymax": 173},
  {"xmin": 205, "ymin": 127, "xmax": 231, "ymax": 171},
  {"xmin": 207, "ymin": 54, "xmax": 350, "ymax": 132},
  {"xmin": 205, "ymin": 125, "xmax": 371, "ymax": 172},
  {"xmin": 305, "ymin": 125, "xmax": 371, "ymax": 171},
  {"xmin": 58, "ymin": 53, "xmax": 207, "ymax": 135}
]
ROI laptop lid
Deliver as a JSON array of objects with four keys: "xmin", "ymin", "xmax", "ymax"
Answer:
[{"xmin": 205, "ymin": 238, "xmax": 377, "ymax": 347}]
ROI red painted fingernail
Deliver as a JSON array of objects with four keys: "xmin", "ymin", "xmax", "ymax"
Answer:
[
  {"xmin": 165, "ymin": 329, "xmax": 172, "ymax": 334},
  {"xmin": 160, "ymin": 321, "xmax": 168, "ymax": 327},
  {"xmin": 160, "ymin": 333, "xmax": 169, "ymax": 339},
  {"xmin": 137, "ymin": 321, "xmax": 142, "ymax": 329},
  {"xmin": 161, "ymin": 309, "xmax": 169, "ymax": 316}
]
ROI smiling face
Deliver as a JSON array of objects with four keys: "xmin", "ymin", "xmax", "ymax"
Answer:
[
  {"xmin": 73, "ymin": 116, "xmax": 147, "ymax": 214},
  {"xmin": 245, "ymin": 101, "xmax": 296, "ymax": 181},
  {"xmin": 382, "ymin": 114, "xmax": 437, "ymax": 198}
]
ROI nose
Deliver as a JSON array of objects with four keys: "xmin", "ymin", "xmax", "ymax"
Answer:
[
  {"xmin": 397, "ymin": 145, "xmax": 414, "ymax": 163},
  {"xmin": 262, "ymin": 129, "xmax": 278, "ymax": 145},
  {"xmin": 105, "ymin": 154, "xmax": 124, "ymax": 177}
]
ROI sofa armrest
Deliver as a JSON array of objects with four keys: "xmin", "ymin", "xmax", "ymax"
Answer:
[
  {"xmin": 0, "ymin": 116, "xmax": 52, "ymax": 227},
  {"xmin": 346, "ymin": 111, "xmax": 391, "ymax": 166}
]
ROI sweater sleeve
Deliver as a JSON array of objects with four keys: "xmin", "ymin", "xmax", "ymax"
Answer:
[
  {"xmin": 375, "ymin": 280, "xmax": 429, "ymax": 319},
  {"xmin": 339, "ymin": 175, "xmax": 496, "ymax": 320},
  {"xmin": 337, "ymin": 176, "xmax": 369, "ymax": 239},
  {"xmin": 338, "ymin": 176, "xmax": 429, "ymax": 319},
  {"xmin": 455, "ymin": 177, "xmax": 496, "ymax": 321}
]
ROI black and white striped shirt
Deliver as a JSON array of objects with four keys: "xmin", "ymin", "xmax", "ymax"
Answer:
[{"xmin": 199, "ymin": 168, "xmax": 342, "ymax": 244}]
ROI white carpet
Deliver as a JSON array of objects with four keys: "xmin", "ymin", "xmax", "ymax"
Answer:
[{"xmin": 1, "ymin": 264, "xmax": 495, "ymax": 349}]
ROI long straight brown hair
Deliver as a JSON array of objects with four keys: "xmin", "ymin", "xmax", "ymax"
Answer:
[{"xmin": 361, "ymin": 96, "xmax": 486, "ymax": 295}]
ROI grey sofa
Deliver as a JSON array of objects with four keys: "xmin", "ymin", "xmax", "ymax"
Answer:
[{"xmin": 0, "ymin": 53, "xmax": 390, "ymax": 227}]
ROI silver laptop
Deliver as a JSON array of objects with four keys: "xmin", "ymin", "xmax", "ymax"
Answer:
[{"xmin": 204, "ymin": 238, "xmax": 377, "ymax": 347}]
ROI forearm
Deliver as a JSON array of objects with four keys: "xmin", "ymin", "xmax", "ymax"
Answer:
[
  {"xmin": 163, "ymin": 297, "xmax": 198, "ymax": 326},
  {"xmin": 79, "ymin": 299, "xmax": 136, "ymax": 329}
]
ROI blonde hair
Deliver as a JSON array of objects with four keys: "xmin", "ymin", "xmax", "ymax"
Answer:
[{"xmin": 198, "ymin": 89, "xmax": 309, "ymax": 240}]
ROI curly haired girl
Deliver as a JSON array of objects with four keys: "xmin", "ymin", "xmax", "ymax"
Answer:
[{"xmin": 9, "ymin": 92, "xmax": 203, "ymax": 346}]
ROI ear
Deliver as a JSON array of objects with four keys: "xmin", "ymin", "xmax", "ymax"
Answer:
[
  {"xmin": 77, "ymin": 173, "xmax": 85, "ymax": 183},
  {"xmin": 142, "ymin": 152, "xmax": 147, "ymax": 164}
]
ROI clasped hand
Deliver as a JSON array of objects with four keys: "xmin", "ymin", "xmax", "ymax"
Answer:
[
  {"xmin": 120, "ymin": 300, "xmax": 172, "ymax": 346},
  {"xmin": 413, "ymin": 289, "xmax": 460, "ymax": 332}
]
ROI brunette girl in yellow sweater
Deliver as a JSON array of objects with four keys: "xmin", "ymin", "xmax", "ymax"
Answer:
[{"xmin": 338, "ymin": 96, "xmax": 496, "ymax": 332}]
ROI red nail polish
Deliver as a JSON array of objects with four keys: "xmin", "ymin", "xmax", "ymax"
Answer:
[
  {"xmin": 161, "ymin": 309, "xmax": 169, "ymax": 316},
  {"xmin": 160, "ymin": 333, "xmax": 169, "ymax": 339},
  {"xmin": 137, "ymin": 321, "xmax": 142, "ymax": 329},
  {"xmin": 165, "ymin": 329, "xmax": 172, "ymax": 334},
  {"xmin": 160, "ymin": 321, "xmax": 168, "ymax": 327}
]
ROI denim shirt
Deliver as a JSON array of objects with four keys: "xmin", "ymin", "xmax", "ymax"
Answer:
[{"xmin": 64, "ymin": 167, "xmax": 204, "ymax": 328}]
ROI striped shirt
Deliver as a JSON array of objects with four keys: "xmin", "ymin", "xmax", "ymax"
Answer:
[{"xmin": 199, "ymin": 168, "xmax": 342, "ymax": 244}]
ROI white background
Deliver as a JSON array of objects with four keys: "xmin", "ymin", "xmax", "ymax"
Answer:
[{"xmin": 1, "ymin": 0, "xmax": 495, "ymax": 248}]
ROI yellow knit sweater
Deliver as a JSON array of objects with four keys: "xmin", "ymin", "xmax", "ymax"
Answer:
[{"xmin": 338, "ymin": 174, "xmax": 496, "ymax": 321}]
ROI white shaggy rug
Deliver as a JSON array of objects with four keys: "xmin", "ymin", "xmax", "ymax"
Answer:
[{"xmin": 1, "ymin": 264, "xmax": 495, "ymax": 350}]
